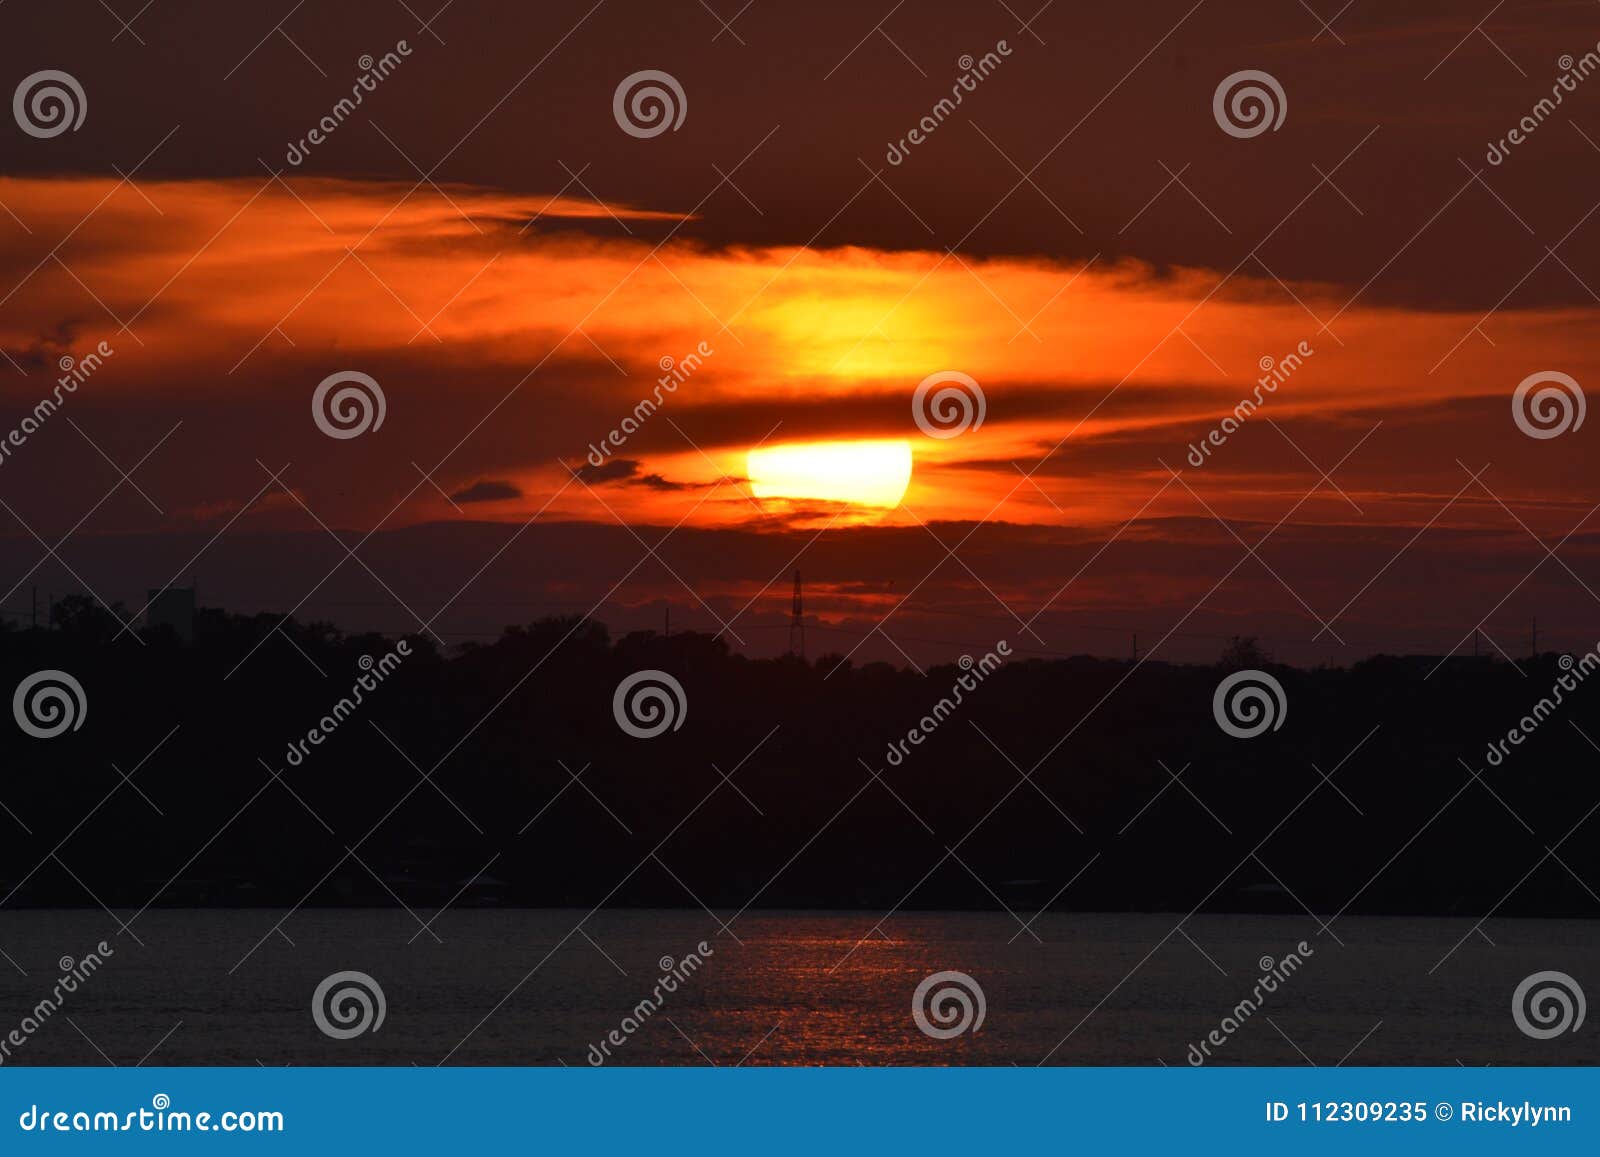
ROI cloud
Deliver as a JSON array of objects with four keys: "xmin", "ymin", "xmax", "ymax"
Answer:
[
  {"xmin": 576, "ymin": 458, "xmax": 642, "ymax": 484},
  {"xmin": 9, "ymin": 0, "xmax": 1596, "ymax": 303},
  {"xmin": 569, "ymin": 459, "xmax": 703, "ymax": 492},
  {"xmin": 449, "ymin": 479, "xmax": 523, "ymax": 503},
  {"xmin": 0, "ymin": 174, "xmax": 1594, "ymax": 547},
  {"xmin": 632, "ymin": 472, "xmax": 694, "ymax": 491}
]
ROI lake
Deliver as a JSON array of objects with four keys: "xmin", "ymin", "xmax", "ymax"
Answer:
[{"xmin": 0, "ymin": 910, "xmax": 1595, "ymax": 1065}]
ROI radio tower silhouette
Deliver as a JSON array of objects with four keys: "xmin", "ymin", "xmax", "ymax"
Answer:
[{"xmin": 789, "ymin": 570, "xmax": 805, "ymax": 658}]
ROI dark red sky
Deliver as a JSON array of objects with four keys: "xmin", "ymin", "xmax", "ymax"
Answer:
[{"xmin": 1, "ymin": 0, "xmax": 1598, "ymax": 665}]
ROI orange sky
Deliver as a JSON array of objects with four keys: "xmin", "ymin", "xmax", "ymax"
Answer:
[
  {"xmin": 2, "ymin": 174, "xmax": 1595, "ymax": 543},
  {"xmin": 5, "ymin": 0, "xmax": 1600, "ymax": 663}
]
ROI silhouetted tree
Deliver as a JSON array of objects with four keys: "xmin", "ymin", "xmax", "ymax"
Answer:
[
  {"xmin": 1218, "ymin": 634, "xmax": 1270, "ymax": 670},
  {"xmin": 0, "ymin": 609, "xmax": 1589, "ymax": 918}
]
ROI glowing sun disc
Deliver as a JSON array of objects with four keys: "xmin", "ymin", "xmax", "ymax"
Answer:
[{"xmin": 746, "ymin": 440, "xmax": 912, "ymax": 508}]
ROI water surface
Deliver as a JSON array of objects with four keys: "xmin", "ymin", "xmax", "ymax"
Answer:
[{"xmin": 0, "ymin": 910, "xmax": 1594, "ymax": 1065}]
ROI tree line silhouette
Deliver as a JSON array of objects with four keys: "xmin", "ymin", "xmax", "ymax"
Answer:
[{"xmin": 2, "ymin": 596, "xmax": 1595, "ymax": 918}]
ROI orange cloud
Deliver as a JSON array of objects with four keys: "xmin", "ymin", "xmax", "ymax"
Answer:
[{"xmin": 0, "ymin": 175, "xmax": 1594, "ymax": 536}]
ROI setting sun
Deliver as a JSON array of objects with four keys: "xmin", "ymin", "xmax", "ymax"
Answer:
[{"xmin": 746, "ymin": 440, "xmax": 913, "ymax": 508}]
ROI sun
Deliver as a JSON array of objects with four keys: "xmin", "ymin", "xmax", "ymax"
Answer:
[{"xmin": 746, "ymin": 440, "xmax": 913, "ymax": 508}]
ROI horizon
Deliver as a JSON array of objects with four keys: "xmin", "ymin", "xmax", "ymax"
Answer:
[
  {"xmin": 3, "ymin": 589, "xmax": 1578, "ymax": 673},
  {"xmin": 2, "ymin": 510, "xmax": 1589, "ymax": 666}
]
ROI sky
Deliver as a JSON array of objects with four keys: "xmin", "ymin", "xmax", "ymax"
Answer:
[{"xmin": 2, "ymin": 0, "xmax": 1599, "ymax": 665}]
